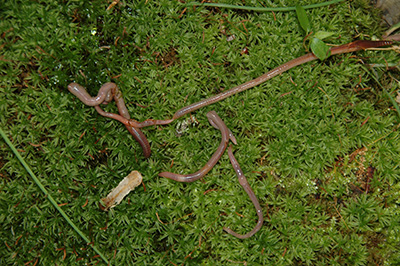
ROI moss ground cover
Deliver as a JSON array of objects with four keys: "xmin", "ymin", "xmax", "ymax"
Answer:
[{"xmin": 1, "ymin": 0, "xmax": 399, "ymax": 265}]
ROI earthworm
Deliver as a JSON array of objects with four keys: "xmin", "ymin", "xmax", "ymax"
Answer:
[
  {"xmin": 159, "ymin": 111, "xmax": 236, "ymax": 182},
  {"xmin": 68, "ymin": 83, "xmax": 174, "ymax": 128},
  {"xmin": 68, "ymin": 82, "xmax": 174, "ymax": 158},
  {"xmin": 94, "ymin": 104, "xmax": 152, "ymax": 158},
  {"xmin": 68, "ymin": 82, "xmax": 114, "ymax": 106},
  {"xmin": 223, "ymin": 145, "xmax": 263, "ymax": 239},
  {"xmin": 172, "ymin": 40, "xmax": 393, "ymax": 119}
]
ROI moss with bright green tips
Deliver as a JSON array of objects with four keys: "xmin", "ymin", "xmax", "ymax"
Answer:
[{"xmin": 1, "ymin": 0, "xmax": 399, "ymax": 265}]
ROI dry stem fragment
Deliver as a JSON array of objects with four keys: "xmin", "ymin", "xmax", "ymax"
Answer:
[{"xmin": 101, "ymin": 170, "xmax": 143, "ymax": 211}]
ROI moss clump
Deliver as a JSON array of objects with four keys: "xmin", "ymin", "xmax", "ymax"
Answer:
[{"xmin": 1, "ymin": 0, "xmax": 399, "ymax": 265}]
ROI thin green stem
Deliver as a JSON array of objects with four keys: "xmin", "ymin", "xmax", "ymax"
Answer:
[
  {"xmin": 0, "ymin": 127, "xmax": 110, "ymax": 265},
  {"xmin": 185, "ymin": 0, "xmax": 345, "ymax": 12}
]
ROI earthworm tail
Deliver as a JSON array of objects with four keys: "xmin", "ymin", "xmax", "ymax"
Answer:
[{"xmin": 223, "ymin": 145, "xmax": 263, "ymax": 239}]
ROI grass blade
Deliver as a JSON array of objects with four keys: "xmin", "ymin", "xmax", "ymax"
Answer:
[
  {"xmin": 0, "ymin": 127, "xmax": 110, "ymax": 265},
  {"xmin": 185, "ymin": 0, "xmax": 345, "ymax": 12}
]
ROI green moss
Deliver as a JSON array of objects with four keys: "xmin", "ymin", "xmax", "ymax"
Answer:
[{"xmin": 1, "ymin": 0, "xmax": 399, "ymax": 265}]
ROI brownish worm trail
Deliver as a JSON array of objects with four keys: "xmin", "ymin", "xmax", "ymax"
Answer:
[
  {"xmin": 159, "ymin": 111, "xmax": 236, "ymax": 182},
  {"xmin": 172, "ymin": 40, "xmax": 393, "ymax": 119},
  {"xmin": 68, "ymin": 82, "xmax": 174, "ymax": 158},
  {"xmin": 223, "ymin": 145, "xmax": 263, "ymax": 239}
]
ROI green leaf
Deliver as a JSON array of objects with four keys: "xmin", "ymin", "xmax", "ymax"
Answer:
[
  {"xmin": 296, "ymin": 5, "xmax": 311, "ymax": 33},
  {"xmin": 310, "ymin": 37, "xmax": 330, "ymax": 60},
  {"xmin": 314, "ymin": 31, "xmax": 335, "ymax": 40}
]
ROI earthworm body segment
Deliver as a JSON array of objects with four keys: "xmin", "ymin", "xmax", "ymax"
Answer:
[
  {"xmin": 172, "ymin": 40, "xmax": 393, "ymax": 119},
  {"xmin": 68, "ymin": 82, "xmax": 173, "ymax": 158},
  {"xmin": 68, "ymin": 82, "xmax": 152, "ymax": 158}
]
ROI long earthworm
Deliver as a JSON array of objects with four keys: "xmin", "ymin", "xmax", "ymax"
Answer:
[
  {"xmin": 172, "ymin": 40, "xmax": 393, "ymax": 120},
  {"xmin": 68, "ymin": 82, "xmax": 155, "ymax": 157},
  {"xmin": 159, "ymin": 111, "xmax": 236, "ymax": 182},
  {"xmin": 68, "ymin": 83, "xmax": 174, "ymax": 128},
  {"xmin": 223, "ymin": 145, "xmax": 263, "ymax": 239}
]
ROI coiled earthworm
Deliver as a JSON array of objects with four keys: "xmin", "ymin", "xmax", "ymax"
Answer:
[
  {"xmin": 172, "ymin": 40, "xmax": 393, "ymax": 119},
  {"xmin": 159, "ymin": 111, "xmax": 236, "ymax": 182},
  {"xmin": 223, "ymin": 145, "xmax": 263, "ymax": 239},
  {"xmin": 68, "ymin": 82, "xmax": 151, "ymax": 157},
  {"xmin": 68, "ymin": 82, "xmax": 173, "ymax": 158}
]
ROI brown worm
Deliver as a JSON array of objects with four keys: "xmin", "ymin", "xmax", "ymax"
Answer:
[
  {"xmin": 68, "ymin": 82, "xmax": 114, "ymax": 106},
  {"xmin": 223, "ymin": 145, "xmax": 263, "ymax": 239},
  {"xmin": 159, "ymin": 111, "xmax": 236, "ymax": 182},
  {"xmin": 67, "ymin": 82, "xmax": 168, "ymax": 158},
  {"xmin": 172, "ymin": 40, "xmax": 393, "ymax": 119},
  {"xmin": 93, "ymin": 105, "xmax": 152, "ymax": 158},
  {"xmin": 68, "ymin": 83, "xmax": 174, "ymax": 128}
]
